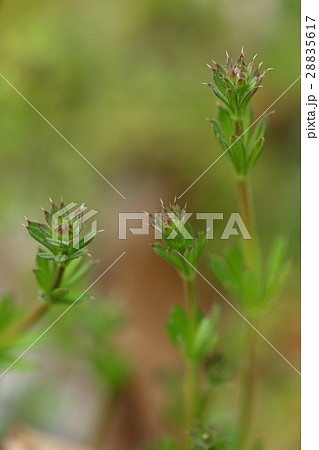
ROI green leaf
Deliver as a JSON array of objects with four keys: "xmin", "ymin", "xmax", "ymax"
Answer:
[
  {"xmin": 262, "ymin": 237, "xmax": 291, "ymax": 303},
  {"xmin": 45, "ymin": 237, "xmax": 68, "ymax": 248},
  {"xmin": 167, "ymin": 306, "xmax": 189, "ymax": 356},
  {"xmin": 27, "ymin": 226, "xmax": 58, "ymax": 254},
  {"xmin": 246, "ymin": 137, "xmax": 265, "ymax": 173},
  {"xmin": 239, "ymin": 86, "xmax": 259, "ymax": 113},
  {"xmin": 68, "ymin": 249, "xmax": 88, "ymax": 260},
  {"xmin": 193, "ymin": 232, "xmax": 207, "ymax": 265},
  {"xmin": 64, "ymin": 260, "xmax": 94, "ymax": 288},
  {"xmin": 225, "ymin": 88, "xmax": 238, "ymax": 114},
  {"xmin": 225, "ymin": 246, "xmax": 244, "ymax": 284},
  {"xmin": 209, "ymin": 84, "xmax": 230, "ymax": 108},
  {"xmin": 193, "ymin": 307, "xmax": 219, "ymax": 362},
  {"xmin": 228, "ymin": 135, "xmax": 246, "ymax": 175},
  {"xmin": 38, "ymin": 250, "xmax": 55, "ymax": 260},
  {"xmin": 249, "ymin": 115, "xmax": 269, "ymax": 150},
  {"xmin": 211, "ymin": 256, "xmax": 233, "ymax": 288},
  {"xmin": 27, "ymin": 221, "xmax": 51, "ymax": 237},
  {"xmin": 242, "ymin": 106, "xmax": 252, "ymax": 147},
  {"xmin": 27, "ymin": 225, "xmax": 48, "ymax": 246},
  {"xmin": 54, "ymin": 254, "xmax": 69, "ymax": 263},
  {"xmin": 77, "ymin": 230, "xmax": 97, "ymax": 250},
  {"xmin": 153, "ymin": 242, "xmax": 170, "ymax": 261},
  {"xmin": 54, "ymin": 290, "xmax": 89, "ymax": 304},
  {"xmin": 211, "ymin": 119, "xmax": 227, "ymax": 144},
  {"xmin": 62, "ymin": 256, "xmax": 84, "ymax": 281},
  {"xmin": 266, "ymin": 237, "xmax": 288, "ymax": 281},
  {"xmin": 236, "ymin": 77, "xmax": 248, "ymax": 104},
  {"xmin": 212, "ymin": 69, "xmax": 228, "ymax": 96},
  {"xmin": 215, "ymin": 133, "xmax": 231, "ymax": 155},
  {"xmin": 217, "ymin": 107, "xmax": 235, "ymax": 140},
  {"xmin": 50, "ymin": 287, "xmax": 70, "ymax": 302},
  {"xmin": 168, "ymin": 250, "xmax": 191, "ymax": 279},
  {"xmin": 33, "ymin": 268, "xmax": 49, "ymax": 291}
]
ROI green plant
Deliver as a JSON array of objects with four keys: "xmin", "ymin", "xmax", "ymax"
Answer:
[
  {"xmin": 0, "ymin": 199, "xmax": 99, "ymax": 370},
  {"xmin": 151, "ymin": 200, "xmax": 220, "ymax": 449},
  {"xmin": 206, "ymin": 50, "xmax": 291, "ymax": 448}
]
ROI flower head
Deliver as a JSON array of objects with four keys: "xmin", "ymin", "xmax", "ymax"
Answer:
[
  {"xmin": 205, "ymin": 50, "xmax": 272, "ymax": 177},
  {"xmin": 151, "ymin": 199, "xmax": 206, "ymax": 281},
  {"xmin": 205, "ymin": 48, "xmax": 272, "ymax": 117},
  {"xmin": 151, "ymin": 199, "xmax": 192, "ymax": 249},
  {"xmin": 25, "ymin": 199, "xmax": 99, "ymax": 263}
]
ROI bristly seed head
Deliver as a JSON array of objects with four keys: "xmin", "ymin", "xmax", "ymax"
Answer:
[
  {"xmin": 25, "ymin": 199, "xmax": 99, "ymax": 263},
  {"xmin": 205, "ymin": 49, "xmax": 271, "ymax": 115}
]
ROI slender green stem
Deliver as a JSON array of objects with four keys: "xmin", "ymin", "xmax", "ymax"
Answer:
[
  {"xmin": 235, "ymin": 119, "xmax": 243, "ymax": 136},
  {"xmin": 0, "ymin": 263, "xmax": 66, "ymax": 348},
  {"xmin": 0, "ymin": 302, "xmax": 49, "ymax": 347},
  {"xmin": 183, "ymin": 278, "xmax": 200, "ymax": 449},
  {"xmin": 237, "ymin": 178, "xmax": 258, "ymax": 448},
  {"xmin": 238, "ymin": 319, "xmax": 257, "ymax": 449},
  {"xmin": 52, "ymin": 262, "xmax": 65, "ymax": 289},
  {"xmin": 237, "ymin": 178, "xmax": 256, "ymax": 268}
]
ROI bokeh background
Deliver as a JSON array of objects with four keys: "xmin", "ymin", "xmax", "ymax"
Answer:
[{"xmin": 0, "ymin": 0, "xmax": 300, "ymax": 449}]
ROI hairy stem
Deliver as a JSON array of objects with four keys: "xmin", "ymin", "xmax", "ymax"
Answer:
[
  {"xmin": 52, "ymin": 263, "xmax": 65, "ymax": 289},
  {"xmin": 238, "ymin": 321, "xmax": 257, "ymax": 449},
  {"xmin": 237, "ymin": 178, "xmax": 256, "ymax": 268},
  {"xmin": 183, "ymin": 278, "xmax": 200, "ymax": 449},
  {"xmin": 237, "ymin": 178, "xmax": 258, "ymax": 448}
]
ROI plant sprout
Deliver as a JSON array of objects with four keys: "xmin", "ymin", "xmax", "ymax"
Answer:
[
  {"xmin": 0, "ymin": 199, "xmax": 100, "ymax": 370},
  {"xmin": 151, "ymin": 200, "xmax": 220, "ymax": 449},
  {"xmin": 206, "ymin": 50, "xmax": 291, "ymax": 448}
]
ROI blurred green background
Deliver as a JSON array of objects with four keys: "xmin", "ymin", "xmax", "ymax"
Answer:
[{"xmin": 0, "ymin": 0, "xmax": 300, "ymax": 449}]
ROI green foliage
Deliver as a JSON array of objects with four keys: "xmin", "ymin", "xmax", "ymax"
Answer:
[
  {"xmin": 206, "ymin": 51, "xmax": 271, "ymax": 178},
  {"xmin": 211, "ymin": 237, "xmax": 291, "ymax": 314},
  {"xmin": 167, "ymin": 306, "xmax": 219, "ymax": 364},
  {"xmin": 25, "ymin": 199, "xmax": 99, "ymax": 263},
  {"xmin": 152, "ymin": 200, "xmax": 207, "ymax": 281},
  {"xmin": 0, "ymin": 295, "xmax": 42, "ymax": 371},
  {"xmin": 0, "ymin": 198, "xmax": 102, "ymax": 375},
  {"xmin": 26, "ymin": 199, "xmax": 100, "ymax": 305},
  {"xmin": 206, "ymin": 50, "xmax": 270, "ymax": 117},
  {"xmin": 34, "ymin": 251, "xmax": 94, "ymax": 304},
  {"xmin": 210, "ymin": 107, "xmax": 268, "ymax": 177}
]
